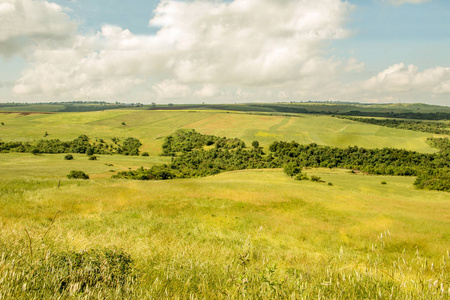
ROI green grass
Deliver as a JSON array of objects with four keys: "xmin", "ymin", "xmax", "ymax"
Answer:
[
  {"xmin": 0, "ymin": 109, "xmax": 448, "ymax": 298},
  {"xmin": 0, "ymin": 110, "xmax": 441, "ymax": 155},
  {"xmin": 0, "ymin": 104, "xmax": 66, "ymax": 112},
  {"xmin": 0, "ymin": 169, "xmax": 448, "ymax": 298},
  {"xmin": 0, "ymin": 153, "xmax": 171, "ymax": 180}
]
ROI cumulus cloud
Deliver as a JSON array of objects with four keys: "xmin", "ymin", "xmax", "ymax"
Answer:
[
  {"xmin": 0, "ymin": 0, "xmax": 76, "ymax": 57},
  {"xmin": 13, "ymin": 0, "xmax": 356, "ymax": 100},
  {"xmin": 150, "ymin": 0, "xmax": 352, "ymax": 86},
  {"xmin": 339, "ymin": 63, "xmax": 450, "ymax": 104},
  {"xmin": 362, "ymin": 63, "xmax": 450, "ymax": 94},
  {"xmin": 152, "ymin": 79, "xmax": 191, "ymax": 99}
]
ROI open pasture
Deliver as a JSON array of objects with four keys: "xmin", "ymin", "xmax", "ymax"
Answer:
[
  {"xmin": 0, "ymin": 110, "xmax": 440, "ymax": 155},
  {"xmin": 0, "ymin": 109, "xmax": 448, "ymax": 298},
  {"xmin": 0, "ymin": 168, "xmax": 449, "ymax": 298}
]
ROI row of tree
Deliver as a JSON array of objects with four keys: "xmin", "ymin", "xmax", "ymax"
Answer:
[
  {"xmin": 0, "ymin": 135, "xmax": 142, "ymax": 156},
  {"xmin": 113, "ymin": 130, "xmax": 449, "ymax": 192},
  {"xmin": 338, "ymin": 116, "xmax": 450, "ymax": 135}
]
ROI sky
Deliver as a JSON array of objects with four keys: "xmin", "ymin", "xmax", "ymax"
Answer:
[{"xmin": 0, "ymin": 0, "xmax": 449, "ymax": 105}]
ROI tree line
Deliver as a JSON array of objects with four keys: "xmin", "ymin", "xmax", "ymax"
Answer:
[
  {"xmin": 337, "ymin": 116, "xmax": 450, "ymax": 135},
  {"xmin": 113, "ymin": 129, "xmax": 449, "ymax": 192},
  {"xmin": 0, "ymin": 135, "xmax": 142, "ymax": 156}
]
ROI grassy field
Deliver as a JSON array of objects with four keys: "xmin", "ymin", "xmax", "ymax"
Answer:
[
  {"xmin": 0, "ymin": 167, "xmax": 449, "ymax": 298},
  {"xmin": 0, "ymin": 110, "xmax": 448, "ymax": 298},
  {"xmin": 0, "ymin": 110, "xmax": 442, "ymax": 155}
]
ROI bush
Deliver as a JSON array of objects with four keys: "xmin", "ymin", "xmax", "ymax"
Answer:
[
  {"xmin": 50, "ymin": 248, "xmax": 133, "ymax": 292},
  {"xmin": 31, "ymin": 148, "xmax": 41, "ymax": 155},
  {"xmin": 86, "ymin": 147, "xmax": 94, "ymax": 156},
  {"xmin": 64, "ymin": 154, "xmax": 73, "ymax": 160},
  {"xmin": 284, "ymin": 162, "xmax": 302, "ymax": 177},
  {"xmin": 88, "ymin": 155, "xmax": 97, "ymax": 160},
  {"xmin": 381, "ymin": 181, "xmax": 387, "ymax": 185},
  {"xmin": 5, "ymin": 248, "xmax": 135, "ymax": 297},
  {"xmin": 295, "ymin": 173, "xmax": 309, "ymax": 181},
  {"xmin": 310, "ymin": 175, "xmax": 324, "ymax": 183},
  {"xmin": 67, "ymin": 170, "xmax": 89, "ymax": 179},
  {"xmin": 141, "ymin": 152, "xmax": 149, "ymax": 156}
]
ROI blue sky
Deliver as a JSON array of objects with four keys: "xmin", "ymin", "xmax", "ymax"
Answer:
[{"xmin": 0, "ymin": 0, "xmax": 449, "ymax": 105}]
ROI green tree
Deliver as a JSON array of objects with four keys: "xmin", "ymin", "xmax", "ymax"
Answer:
[
  {"xmin": 64, "ymin": 154, "xmax": 74, "ymax": 160},
  {"xmin": 67, "ymin": 170, "xmax": 89, "ymax": 179}
]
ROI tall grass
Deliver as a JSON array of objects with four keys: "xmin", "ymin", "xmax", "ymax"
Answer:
[{"xmin": 0, "ymin": 169, "xmax": 448, "ymax": 298}]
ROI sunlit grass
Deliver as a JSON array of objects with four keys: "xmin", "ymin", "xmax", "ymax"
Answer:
[
  {"xmin": 0, "ymin": 110, "xmax": 448, "ymax": 298},
  {"xmin": 0, "ymin": 169, "xmax": 448, "ymax": 298},
  {"xmin": 0, "ymin": 110, "xmax": 439, "ymax": 155}
]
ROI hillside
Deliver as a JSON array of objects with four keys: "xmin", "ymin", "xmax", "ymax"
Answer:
[
  {"xmin": 0, "ymin": 110, "xmax": 443, "ymax": 155},
  {"xmin": 0, "ymin": 108, "xmax": 449, "ymax": 298}
]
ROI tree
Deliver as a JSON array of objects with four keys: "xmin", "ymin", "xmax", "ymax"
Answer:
[
  {"xmin": 67, "ymin": 170, "xmax": 89, "ymax": 179},
  {"xmin": 86, "ymin": 147, "xmax": 94, "ymax": 156},
  {"xmin": 283, "ymin": 162, "xmax": 302, "ymax": 177},
  {"xmin": 64, "ymin": 154, "xmax": 74, "ymax": 160},
  {"xmin": 31, "ymin": 148, "xmax": 40, "ymax": 155},
  {"xmin": 120, "ymin": 137, "xmax": 142, "ymax": 156}
]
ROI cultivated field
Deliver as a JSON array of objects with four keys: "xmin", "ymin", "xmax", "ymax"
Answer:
[{"xmin": 0, "ymin": 109, "xmax": 449, "ymax": 298}]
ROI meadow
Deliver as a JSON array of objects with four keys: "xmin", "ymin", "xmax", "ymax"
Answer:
[
  {"xmin": 0, "ymin": 110, "xmax": 440, "ymax": 154},
  {"xmin": 0, "ymin": 109, "xmax": 449, "ymax": 298}
]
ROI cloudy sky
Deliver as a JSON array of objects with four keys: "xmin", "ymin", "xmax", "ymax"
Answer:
[{"xmin": 0, "ymin": 0, "xmax": 449, "ymax": 105}]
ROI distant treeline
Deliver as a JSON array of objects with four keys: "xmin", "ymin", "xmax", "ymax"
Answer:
[
  {"xmin": 338, "ymin": 111, "xmax": 450, "ymax": 120},
  {"xmin": 58, "ymin": 104, "xmax": 133, "ymax": 112},
  {"xmin": 338, "ymin": 116, "xmax": 450, "ymax": 135},
  {"xmin": 0, "ymin": 135, "xmax": 142, "ymax": 155},
  {"xmin": 149, "ymin": 103, "xmax": 450, "ymax": 120},
  {"xmin": 0, "ymin": 102, "xmax": 143, "ymax": 113},
  {"xmin": 252, "ymin": 105, "xmax": 450, "ymax": 120},
  {"xmin": 113, "ymin": 129, "xmax": 449, "ymax": 192}
]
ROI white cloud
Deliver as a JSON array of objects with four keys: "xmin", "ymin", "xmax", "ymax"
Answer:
[
  {"xmin": 152, "ymin": 79, "xmax": 191, "ymax": 99},
  {"xmin": 150, "ymin": 0, "xmax": 353, "ymax": 86},
  {"xmin": 194, "ymin": 84, "xmax": 222, "ymax": 98},
  {"xmin": 0, "ymin": 0, "xmax": 76, "ymax": 57},
  {"xmin": 10, "ymin": 0, "xmax": 446, "ymax": 105},
  {"xmin": 362, "ymin": 63, "xmax": 450, "ymax": 94},
  {"xmin": 12, "ymin": 0, "xmax": 355, "ymax": 101}
]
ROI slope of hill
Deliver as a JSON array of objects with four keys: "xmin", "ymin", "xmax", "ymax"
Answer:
[{"xmin": 0, "ymin": 110, "xmax": 442, "ymax": 155}]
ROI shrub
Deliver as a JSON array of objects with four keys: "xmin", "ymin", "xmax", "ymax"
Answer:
[
  {"xmin": 381, "ymin": 181, "xmax": 387, "ymax": 185},
  {"xmin": 141, "ymin": 152, "xmax": 149, "ymax": 156},
  {"xmin": 88, "ymin": 155, "xmax": 97, "ymax": 160},
  {"xmin": 50, "ymin": 248, "xmax": 133, "ymax": 292},
  {"xmin": 67, "ymin": 170, "xmax": 89, "ymax": 179},
  {"xmin": 9, "ymin": 248, "xmax": 135, "ymax": 297},
  {"xmin": 295, "ymin": 173, "xmax": 309, "ymax": 181},
  {"xmin": 310, "ymin": 175, "xmax": 324, "ymax": 183},
  {"xmin": 31, "ymin": 148, "xmax": 40, "ymax": 155},
  {"xmin": 64, "ymin": 154, "xmax": 74, "ymax": 160},
  {"xmin": 86, "ymin": 147, "xmax": 94, "ymax": 156},
  {"xmin": 284, "ymin": 162, "xmax": 302, "ymax": 177}
]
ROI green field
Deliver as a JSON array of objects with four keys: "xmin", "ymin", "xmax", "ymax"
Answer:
[
  {"xmin": 0, "ymin": 109, "xmax": 449, "ymax": 298},
  {"xmin": 0, "ymin": 110, "xmax": 442, "ymax": 155}
]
